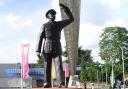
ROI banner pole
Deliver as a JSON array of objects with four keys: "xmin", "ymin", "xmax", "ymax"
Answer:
[
  {"xmin": 21, "ymin": 63, "xmax": 23, "ymax": 89},
  {"xmin": 21, "ymin": 44, "xmax": 23, "ymax": 89}
]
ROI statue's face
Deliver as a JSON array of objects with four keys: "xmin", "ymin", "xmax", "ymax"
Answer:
[{"xmin": 48, "ymin": 13, "xmax": 56, "ymax": 21}]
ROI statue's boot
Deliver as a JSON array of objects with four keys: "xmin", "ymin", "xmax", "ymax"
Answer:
[
  {"xmin": 58, "ymin": 84, "xmax": 65, "ymax": 88},
  {"xmin": 43, "ymin": 82, "xmax": 51, "ymax": 88}
]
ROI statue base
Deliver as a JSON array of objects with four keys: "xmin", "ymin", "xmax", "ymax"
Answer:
[{"xmin": 32, "ymin": 87, "xmax": 82, "ymax": 89}]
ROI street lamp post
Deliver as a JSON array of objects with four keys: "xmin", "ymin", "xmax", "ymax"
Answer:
[
  {"xmin": 105, "ymin": 64, "xmax": 108, "ymax": 85},
  {"xmin": 101, "ymin": 65, "xmax": 103, "ymax": 85},
  {"xmin": 111, "ymin": 58, "xmax": 114, "ymax": 89},
  {"xmin": 97, "ymin": 70, "xmax": 98, "ymax": 88},
  {"xmin": 120, "ymin": 47, "xmax": 125, "ymax": 89},
  {"xmin": 96, "ymin": 61, "xmax": 99, "ymax": 88},
  {"xmin": 108, "ymin": 43, "xmax": 115, "ymax": 88}
]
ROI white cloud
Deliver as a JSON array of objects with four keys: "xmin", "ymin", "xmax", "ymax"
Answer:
[
  {"xmin": 80, "ymin": 0, "xmax": 86, "ymax": 17},
  {"xmin": 29, "ymin": 41, "xmax": 38, "ymax": 63},
  {"xmin": 6, "ymin": 13, "xmax": 32, "ymax": 29},
  {"xmin": 0, "ymin": 1, "xmax": 3, "ymax": 6},
  {"xmin": 0, "ymin": 7, "xmax": 48, "ymax": 63},
  {"xmin": 51, "ymin": 0, "xmax": 61, "ymax": 21},
  {"xmin": 110, "ymin": 0, "xmax": 121, "ymax": 9},
  {"xmin": 103, "ymin": 17, "xmax": 125, "ymax": 27},
  {"xmin": 0, "ymin": 44, "xmax": 20, "ymax": 63},
  {"xmin": 84, "ymin": 0, "xmax": 122, "ymax": 26},
  {"xmin": 78, "ymin": 22, "xmax": 103, "ymax": 63},
  {"xmin": 98, "ymin": 0, "xmax": 121, "ymax": 9},
  {"xmin": 79, "ymin": 22, "xmax": 102, "ymax": 48}
]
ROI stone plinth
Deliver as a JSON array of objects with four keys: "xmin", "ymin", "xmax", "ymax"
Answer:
[
  {"xmin": 32, "ymin": 87, "xmax": 82, "ymax": 89},
  {"xmin": 0, "ymin": 77, "xmax": 32, "ymax": 89}
]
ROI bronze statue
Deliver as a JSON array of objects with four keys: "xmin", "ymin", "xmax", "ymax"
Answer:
[{"xmin": 36, "ymin": 3, "xmax": 74, "ymax": 88}]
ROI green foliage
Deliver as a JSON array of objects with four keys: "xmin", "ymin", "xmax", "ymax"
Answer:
[
  {"xmin": 114, "ymin": 63, "xmax": 122, "ymax": 80},
  {"xmin": 63, "ymin": 46, "xmax": 93, "ymax": 66},
  {"xmin": 80, "ymin": 57, "xmax": 87, "ymax": 82},
  {"xmin": 80, "ymin": 49, "xmax": 94, "ymax": 82},
  {"xmin": 99, "ymin": 26, "xmax": 128, "ymax": 62},
  {"xmin": 35, "ymin": 57, "xmax": 44, "ymax": 68},
  {"xmin": 87, "ymin": 62, "xmax": 97, "ymax": 82},
  {"xmin": 78, "ymin": 47, "xmax": 93, "ymax": 65},
  {"xmin": 99, "ymin": 26, "xmax": 128, "ymax": 80}
]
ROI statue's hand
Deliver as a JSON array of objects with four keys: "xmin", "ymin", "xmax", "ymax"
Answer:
[
  {"xmin": 59, "ymin": 3, "xmax": 68, "ymax": 9},
  {"xmin": 36, "ymin": 52, "xmax": 41, "ymax": 59}
]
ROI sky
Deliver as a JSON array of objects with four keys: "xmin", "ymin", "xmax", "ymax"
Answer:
[{"xmin": 0, "ymin": 0, "xmax": 128, "ymax": 63}]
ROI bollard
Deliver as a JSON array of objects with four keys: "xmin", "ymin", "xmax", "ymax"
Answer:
[
  {"xmin": 91, "ymin": 83, "xmax": 94, "ymax": 89},
  {"xmin": 83, "ymin": 81, "xmax": 86, "ymax": 89}
]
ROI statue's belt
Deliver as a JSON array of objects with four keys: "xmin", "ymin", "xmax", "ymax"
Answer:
[{"xmin": 45, "ymin": 38, "xmax": 60, "ymax": 42}]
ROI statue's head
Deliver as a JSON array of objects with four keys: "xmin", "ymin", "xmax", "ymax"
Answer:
[{"xmin": 46, "ymin": 9, "xmax": 56, "ymax": 21}]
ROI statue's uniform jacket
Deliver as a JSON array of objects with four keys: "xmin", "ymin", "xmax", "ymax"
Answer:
[{"xmin": 36, "ymin": 8, "xmax": 74, "ymax": 55}]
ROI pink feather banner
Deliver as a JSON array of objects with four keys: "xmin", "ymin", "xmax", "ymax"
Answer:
[{"xmin": 21, "ymin": 44, "xmax": 30, "ymax": 79}]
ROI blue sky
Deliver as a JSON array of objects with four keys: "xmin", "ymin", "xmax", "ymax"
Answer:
[{"xmin": 0, "ymin": 0, "xmax": 128, "ymax": 63}]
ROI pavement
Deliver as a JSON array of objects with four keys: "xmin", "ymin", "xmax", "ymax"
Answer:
[
  {"xmin": 32, "ymin": 87, "xmax": 82, "ymax": 89},
  {"xmin": 32, "ymin": 86, "xmax": 128, "ymax": 89}
]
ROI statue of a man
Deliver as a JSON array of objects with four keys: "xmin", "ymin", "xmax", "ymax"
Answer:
[{"xmin": 36, "ymin": 3, "xmax": 74, "ymax": 88}]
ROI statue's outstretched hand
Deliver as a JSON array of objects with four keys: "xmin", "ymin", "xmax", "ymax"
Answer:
[{"xmin": 59, "ymin": 3, "xmax": 68, "ymax": 10}]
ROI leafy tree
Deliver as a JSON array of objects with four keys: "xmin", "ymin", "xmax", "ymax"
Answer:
[
  {"xmin": 78, "ymin": 47, "xmax": 93, "ymax": 65},
  {"xmin": 80, "ymin": 56, "xmax": 87, "ymax": 82},
  {"xmin": 114, "ymin": 63, "xmax": 122, "ymax": 80},
  {"xmin": 100, "ymin": 26, "xmax": 128, "ymax": 62},
  {"xmin": 99, "ymin": 26, "xmax": 128, "ymax": 80},
  {"xmin": 104, "ymin": 62, "xmax": 112, "ymax": 83},
  {"xmin": 87, "ymin": 62, "xmax": 97, "ymax": 82},
  {"xmin": 80, "ymin": 49, "xmax": 93, "ymax": 82}
]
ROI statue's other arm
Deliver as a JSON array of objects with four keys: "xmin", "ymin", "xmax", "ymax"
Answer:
[{"xmin": 36, "ymin": 25, "xmax": 45, "ymax": 56}]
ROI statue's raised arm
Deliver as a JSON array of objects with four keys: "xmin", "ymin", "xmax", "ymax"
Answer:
[{"xmin": 59, "ymin": 3, "xmax": 74, "ymax": 27}]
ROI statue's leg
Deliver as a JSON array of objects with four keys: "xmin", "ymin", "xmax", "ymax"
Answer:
[
  {"xmin": 53, "ymin": 54, "xmax": 65, "ymax": 87},
  {"xmin": 43, "ymin": 53, "xmax": 52, "ymax": 88}
]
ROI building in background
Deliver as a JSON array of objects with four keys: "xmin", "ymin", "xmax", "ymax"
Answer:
[
  {"xmin": 0, "ymin": 63, "xmax": 80, "ymax": 88},
  {"xmin": 0, "ymin": 63, "xmax": 44, "ymax": 87}
]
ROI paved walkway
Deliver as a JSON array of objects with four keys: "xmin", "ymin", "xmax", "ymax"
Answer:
[{"xmin": 32, "ymin": 88, "xmax": 82, "ymax": 89}]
